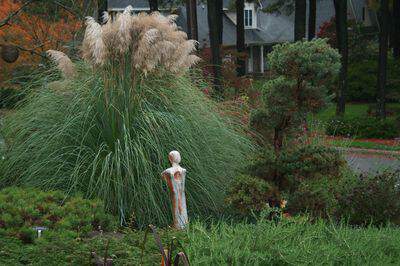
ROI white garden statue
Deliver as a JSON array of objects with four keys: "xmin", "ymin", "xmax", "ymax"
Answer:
[{"xmin": 162, "ymin": 151, "xmax": 188, "ymax": 230}]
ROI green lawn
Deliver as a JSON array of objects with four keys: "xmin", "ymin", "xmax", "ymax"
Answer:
[
  {"xmin": 329, "ymin": 138, "xmax": 400, "ymax": 152},
  {"xmin": 312, "ymin": 102, "xmax": 400, "ymax": 123},
  {"xmin": 2, "ymin": 219, "xmax": 400, "ymax": 265},
  {"xmin": 309, "ymin": 103, "xmax": 400, "ymax": 151}
]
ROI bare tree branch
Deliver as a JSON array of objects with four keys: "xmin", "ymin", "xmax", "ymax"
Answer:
[
  {"xmin": 14, "ymin": 43, "xmax": 47, "ymax": 59},
  {"xmin": 51, "ymin": 0, "xmax": 81, "ymax": 19},
  {"xmin": 0, "ymin": 0, "xmax": 36, "ymax": 28}
]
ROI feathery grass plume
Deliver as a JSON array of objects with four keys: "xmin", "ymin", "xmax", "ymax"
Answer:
[
  {"xmin": 81, "ymin": 17, "xmax": 106, "ymax": 65},
  {"xmin": 82, "ymin": 7, "xmax": 200, "ymax": 75},
  {"xmin": 0, "ymin": 10, "xmax": 252, "ymax": 227},
  {"xmin": 46, "ymin": 50, "xmax": 76, "ymax": 79}
]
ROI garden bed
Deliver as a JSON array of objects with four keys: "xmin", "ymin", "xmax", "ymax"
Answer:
[{"xmin": 2, "ymin": 219, "xmax": 400, "ymax": 265}]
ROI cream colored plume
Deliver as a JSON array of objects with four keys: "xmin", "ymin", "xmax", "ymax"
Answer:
[
  {"xmin": 47, "ymin": 50, "xmax": 76, "ymax": 78},
  {"xmin": 81, "ymin": 7, "xmax": 200, "ymax": 75}
]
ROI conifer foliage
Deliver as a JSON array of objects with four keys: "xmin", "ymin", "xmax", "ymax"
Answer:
[
  {"xmin": 250, "ymin": 39, "xmax": 341, "ymax": 191},
  {"xmin": 252, "ymin": 39, "xmax": 340, "ymax": 152}
]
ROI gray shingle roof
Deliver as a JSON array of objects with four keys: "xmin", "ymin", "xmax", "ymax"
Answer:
[
  {"xmin": 108, "ymin": 0, "xmax": 149, "ymax": 10},
  {"xmin": 108, "ymin": 0, "xmax": 232, "ymax": 10},
  {"xmin": 107, "ymin": 0, "xmax": 368, "ymax": 47}
]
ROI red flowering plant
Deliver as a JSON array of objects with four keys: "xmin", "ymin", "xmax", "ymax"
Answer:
[
  {"xmin": 317, "ymin": 16, "xmax": 376, "ymax": 61},
  {"xmin": 198, "ymin": 46, "xmax": 253, "ymax": 100}
]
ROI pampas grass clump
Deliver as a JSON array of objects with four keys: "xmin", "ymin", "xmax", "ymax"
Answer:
[{"xmin": 0, "ymin": 8, "xmax": 252, "ymax": 226}]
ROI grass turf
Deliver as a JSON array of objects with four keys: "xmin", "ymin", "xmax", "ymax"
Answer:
[
  {"xmin": 309, "ymin": 103, "xmax": 400, "ymax": 150},
  {"xmin": 328, "ymin": 138, "xmax": 400, "ymax": 152},
  {"xmin": 313, "ymin": 102, "xmax": 400, "ymax": 123}
]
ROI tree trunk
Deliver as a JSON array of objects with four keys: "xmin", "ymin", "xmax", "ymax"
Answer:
[
  {"xmin": 273, "ymin": 127, "xmax": 284, "ymax": 190},
  {"xmin": 98, "ymin": 0, "xmax": 108, "ymax": 24},
  {"xmin": 149, "ymin": 0, "xmax": 158, "ymax": 12},
  {"xmin": 236, "ymin": 0, "xmax": 246, "ymax": 76},
  {"xmin": 334, "ymin": 0, "xmax": 348, "ymax": 116},
  {"xmin": 216, "ymin": 0, "xmax": 224, "ymax": 45},
  {"xmin": 308, "ymin": 0, "xmax": 316, "ymax": 40},
  {"xmin": 377, "ymin": 0, "xmax": 389, "ymax": 119},
  {"xmin": 294, "ymin": 0, "xmax": 306, "ymax": 41},
  {"xmin": 393, "ymin": 0, "xmax": 400, "ymax": 59},
  {"xmin": 207, "ymin": 0, "xmax": 223, "ymax": 98},
  {"xmin": 186, "ymin": 0, "xmax": 198, "ymax": 41}
]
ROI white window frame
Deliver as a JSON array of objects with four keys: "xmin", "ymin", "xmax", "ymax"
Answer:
[
  {"xmin": 244, "ymin": 9, "xmax": 253, "ymax": 28},
  {"xmin": 244, "ymin": 3, "xmax": 256, "ymax": 29}
]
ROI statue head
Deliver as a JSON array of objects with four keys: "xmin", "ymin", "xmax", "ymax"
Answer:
[{"xmin": 168, "ymin": 150, "xmax": 181, "ymax": 165}]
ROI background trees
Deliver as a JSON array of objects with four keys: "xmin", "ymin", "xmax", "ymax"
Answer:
[
  {"xmin": 207, "ymin": 0, "xmax": 223, "ymax": 97},
  {"xmin": 376, "ymin": 0, "xmax": 390, "ymax": 119},
  {"xmin": 393, "ymin": 0, "xmax": 400, "ymax": 59},
  {"xmin": 236, "ymin": 0, "xmax": 246, "ymax": 77},
  {"xmin": 186, "ymin": 0, "xmax": 198, "ymax": 41},
  {"xmin": 149, "ymin": 0, "xmax": 159, "ymax": 12},
  {"xmin": 0, "ymin": 0, "xmax": 86, "ymax": 83},
  {"xmin": 308, "ymin": 0, "xmax": 317, "ymax": 40},
  {"xmin": 334, "ymin": 0, "xmax": 348, "ymax": 115},
  {"xmin": 294, "ymin": 0, "xmax": 306, "ymax": 41}
]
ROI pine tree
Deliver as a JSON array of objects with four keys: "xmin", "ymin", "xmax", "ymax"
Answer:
[{"xmin": 250, "ymin": 40, "xmax": 340, "ymax": 189}]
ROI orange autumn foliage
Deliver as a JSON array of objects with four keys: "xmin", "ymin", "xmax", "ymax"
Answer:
[{"xmin": 0, "ymin": 0, "xmax": 82, "ymax": 84}]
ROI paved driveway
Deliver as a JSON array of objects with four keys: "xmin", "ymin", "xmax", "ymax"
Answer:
[{"xmin": 345, "ymin": 152, "xmax": 400, "ymax": 174}]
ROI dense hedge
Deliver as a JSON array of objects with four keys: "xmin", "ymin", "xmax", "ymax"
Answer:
[
  {"xmin": 326, "ymin": 115, "xmax": 399, "ymax": 139},
  {"xmin": 347, "ymin": 58, "xmax": 400, "ymax": 102},
  {"xmin": 336, "ymin": 171, "xmax": 400, "ymax": 226}
]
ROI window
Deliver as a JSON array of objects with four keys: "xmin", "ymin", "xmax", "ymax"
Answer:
[{"xmin": 244, "ymin": 9, "xmax": 253, "ymax": 27}]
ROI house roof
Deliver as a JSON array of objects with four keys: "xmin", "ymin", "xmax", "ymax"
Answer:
[
  {"xmin": 107, "ymin": 0, "xmax": 234, "ymax": 11},
  {"xmin": 107, "ymin": 0, "xmax": 369, "ymax": 47},
  {"xmin": 177, "ymin": 3, "xmax": 277, "ymax": 47},
  {"xmin": 107, "ymin": 0, "xmax": 149, "ymax": 11}
]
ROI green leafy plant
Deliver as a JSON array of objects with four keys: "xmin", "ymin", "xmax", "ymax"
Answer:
[
  {"xmin": 141, "ymin": 225, "xmax": 189, "ymax": 266},
  {"xmin": 326, "ymin": 115, "xmax": 399, "ymax": 139},
  {"xmin": 347, "ymin": 57, "xmax": 400, "ymax": 102},
  {"xmin": 335, "ymin": 171, "xmax": 400, "ymax": 226}
]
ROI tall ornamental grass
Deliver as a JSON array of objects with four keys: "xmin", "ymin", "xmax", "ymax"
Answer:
[{"xmin": 0, "ymin": 8, "xmax": 252, "ymax": 226}]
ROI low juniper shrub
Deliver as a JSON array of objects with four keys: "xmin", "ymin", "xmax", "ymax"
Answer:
[
  {"xmin": 0, "ymin": 187, "xmax": 116, "ymax": 242},
  {"xmin": 249, "ymin": 144, "xmax": 345, "ymax": 193},
  {"xmin": 287, "ymin": 177, "xmax": 339, "ymax": 219},
  {"xmin": 225, "ymin": 175, "xmax": 280, "ymax": 216}
]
